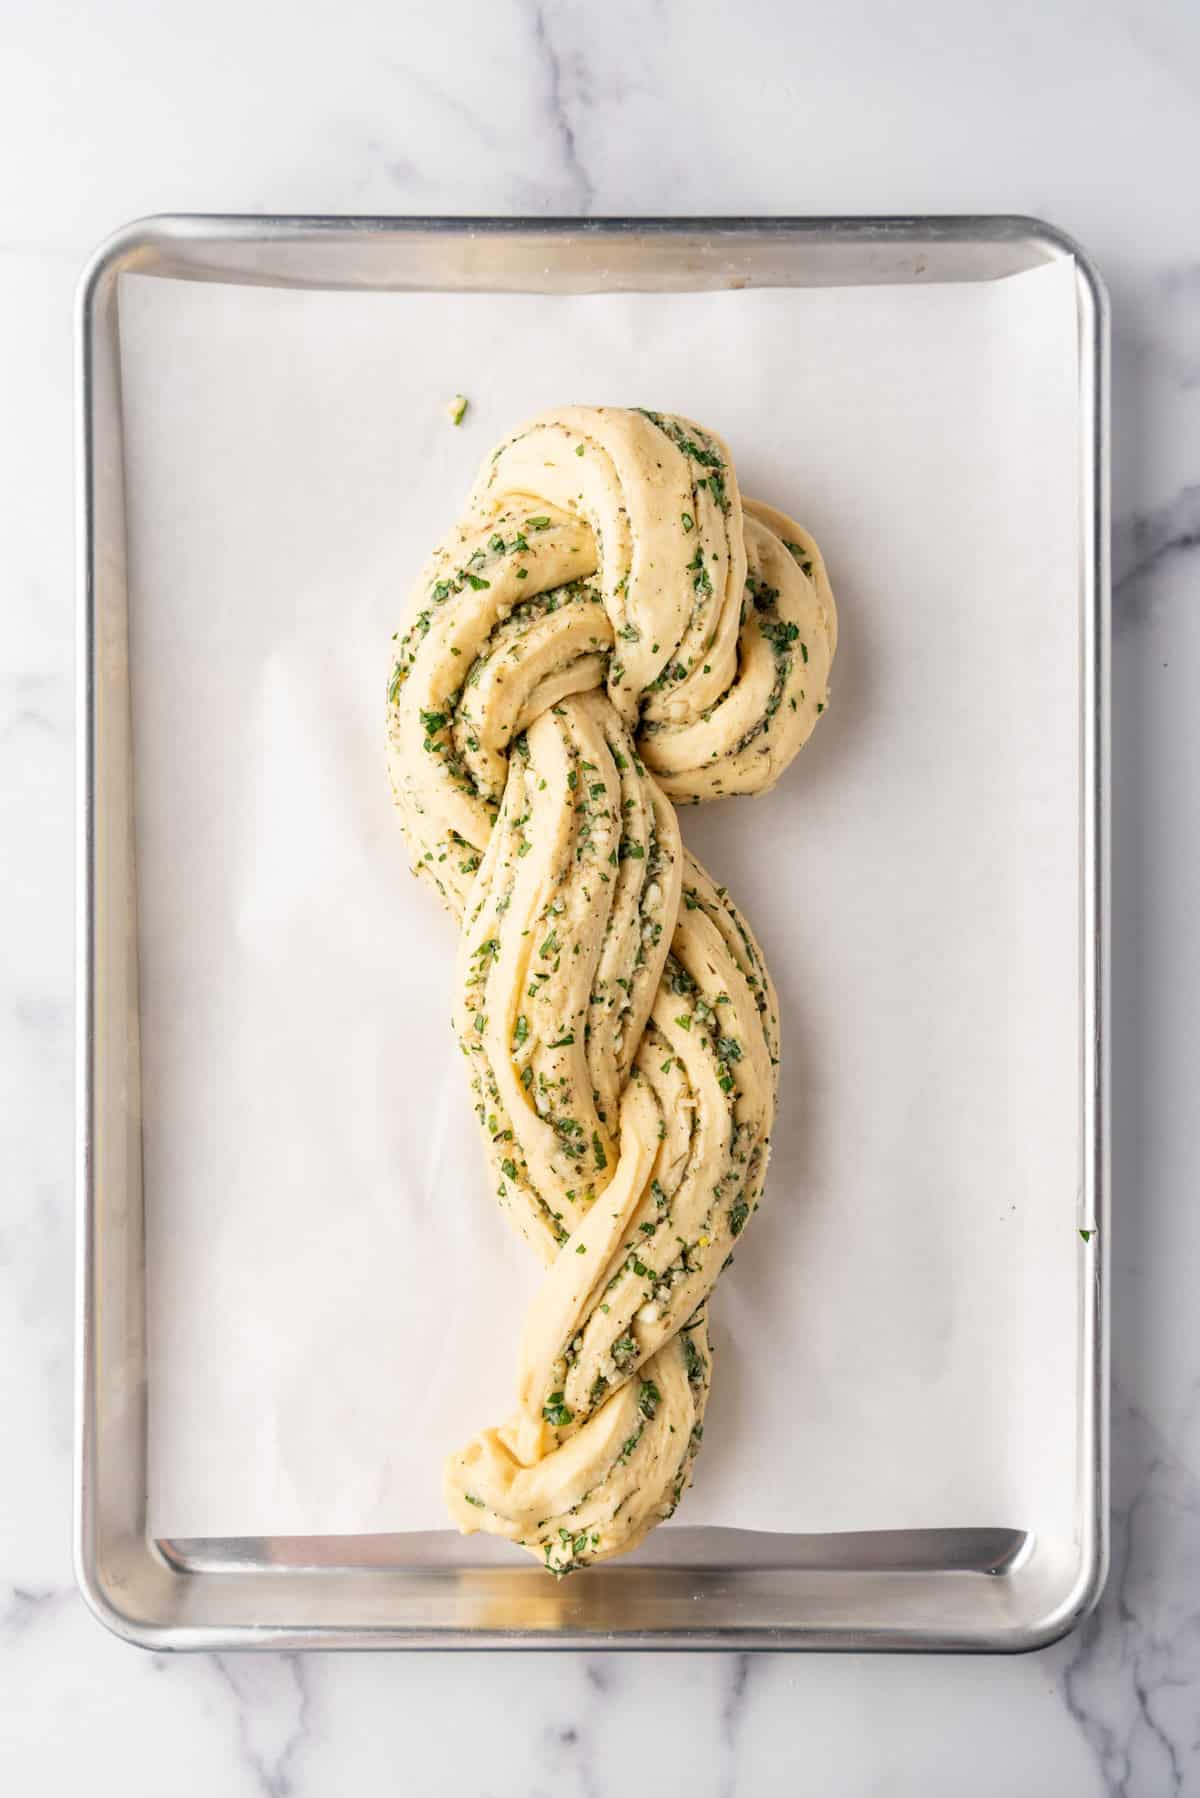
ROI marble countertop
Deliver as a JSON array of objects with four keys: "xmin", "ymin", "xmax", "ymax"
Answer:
[{"xmin": 3, "ymin": 1, "xmax": 1198, "ymax": 1791}]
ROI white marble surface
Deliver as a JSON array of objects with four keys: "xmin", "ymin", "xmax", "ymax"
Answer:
[{"xmin": 2, "ymin": 0, "xmax": 1198, "ymax": 1790}]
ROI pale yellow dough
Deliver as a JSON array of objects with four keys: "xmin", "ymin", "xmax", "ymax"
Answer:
[{"xmin": 386, "ymin": 406, "xmax": 836, "ymax": 1573}]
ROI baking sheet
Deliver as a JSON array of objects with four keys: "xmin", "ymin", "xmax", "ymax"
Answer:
[{"xmin": 121, "ymin": 263, "xmax": 1082, "ymax": 1543}]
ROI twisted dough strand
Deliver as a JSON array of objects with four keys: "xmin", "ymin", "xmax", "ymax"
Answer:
[{"xmin": 387, "ymin": 406, "xmax": 836, "ymax": 1572}]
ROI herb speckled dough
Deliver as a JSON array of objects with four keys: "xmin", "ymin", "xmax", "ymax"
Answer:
[{"xmin": 386, "ymin": 406, "xmax": 836, "ymax": 1573}]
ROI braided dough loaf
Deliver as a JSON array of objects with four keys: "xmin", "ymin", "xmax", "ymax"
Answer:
[{"xmin": 387, "ymin": 406, "xmax": 836, "ymax": 1572}]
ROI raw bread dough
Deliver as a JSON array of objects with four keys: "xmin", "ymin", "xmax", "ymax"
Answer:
[{"xmin": 386, "ymin": 406, "xmax": 836, "ymax": 1572}]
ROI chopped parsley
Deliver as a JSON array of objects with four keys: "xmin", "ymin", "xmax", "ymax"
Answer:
[
  {"xmin": 688, "ymin": 546, "xmax": 713, "ymax": 598},
  {"xmin": 683, "ymin": 1332, "xmax": 705, "ymax": 1385}
]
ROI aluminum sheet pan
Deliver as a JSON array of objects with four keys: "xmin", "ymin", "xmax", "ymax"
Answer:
[{"xmin": 76, "ymin": 215, "xmax": 1109, "ymax": 1650}]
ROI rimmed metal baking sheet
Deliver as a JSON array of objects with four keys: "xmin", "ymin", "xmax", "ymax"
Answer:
[{"xmin": 76, "ymin": 215, "xmax": 1108, "ymax": 1651}]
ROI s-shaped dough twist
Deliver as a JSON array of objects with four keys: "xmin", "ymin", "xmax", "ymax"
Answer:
[{"xmin": 387, "ymin": 407, "xmax": 836, "ymax": 1572}]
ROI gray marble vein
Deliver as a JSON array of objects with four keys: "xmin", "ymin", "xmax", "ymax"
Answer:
[
  {"xmin": 211, "ymin": 1654, "xmax": 314, "ymax": 1798},
  {"xmin": 718, "ymin": 1652, "xmax": 755, "ymax": 1798},
  {"xmin": 2, "ymin": 1587, "xmax": 62, "ymax": 1634},
  {"xmin": 1062, "ymin": 1391, "xmax": 1200, "ymax": 1796},
  {"xmin": 529, "ymin": 0, "xmax": 595, "ymax": 213},
  {"xmin": 1114, "ymin": 484, "xmax": 1200, "ymax": 628}
]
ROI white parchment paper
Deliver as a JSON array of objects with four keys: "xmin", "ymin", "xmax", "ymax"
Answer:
[{"xmin": 123, "ymin": 262, "xmax": 1082, "ymax": 1543}]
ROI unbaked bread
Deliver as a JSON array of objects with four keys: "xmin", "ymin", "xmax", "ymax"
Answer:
[{"xmin": 387, "ymin": 406, "xmax": 836, "ymax": 1571}]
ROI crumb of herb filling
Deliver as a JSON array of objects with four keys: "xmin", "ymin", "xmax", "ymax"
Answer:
[{"xmin": 447, "ymin": 394, "xmax": 469, "ymax": 426}]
